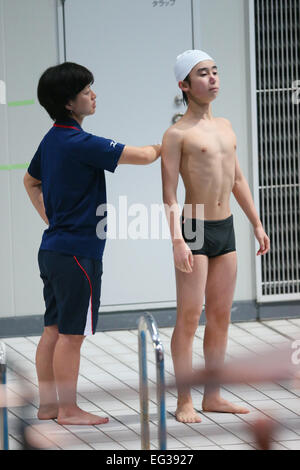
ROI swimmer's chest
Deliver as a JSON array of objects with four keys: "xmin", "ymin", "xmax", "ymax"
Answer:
[{"xmin": 181, "ymin": 127, "xmax": 236, "ymax": 166}]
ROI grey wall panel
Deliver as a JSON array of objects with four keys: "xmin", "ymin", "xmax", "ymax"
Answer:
[
  {"xmin": 0, "ymin": 0, "xmax": 59, "ymax": 317},
  {"xmin": 4, "ymin": 0, "xmax": 59, "ymax": 164},
  {"xmin": 0, "ymin": 0, "xmax": 14, "ymax": 318},
  {"xmin": 11, "ymin": 170, "xmax": 46, "ymax": 316},
  {"xmin": 0, "ymin": 173, "xmax": 14, "ymax": 317}
]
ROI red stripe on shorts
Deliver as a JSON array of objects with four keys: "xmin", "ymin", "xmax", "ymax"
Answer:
[{"xmin": 73, "ymin": 256, "xmax": 93, "ymax": 335}]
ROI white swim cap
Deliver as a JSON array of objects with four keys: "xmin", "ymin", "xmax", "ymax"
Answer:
[{"xmin": 174, "ymin": 50, "xmax": 215, "ymax": 83}]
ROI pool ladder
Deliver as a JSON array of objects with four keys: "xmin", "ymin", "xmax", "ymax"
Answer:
[
  {"xmin": 138, "ymin": 313, "xmax": 167, "ymax": 450},
  {"xmin": 0, "ymin": 342, "xmax": 9, "ymax": 450}
]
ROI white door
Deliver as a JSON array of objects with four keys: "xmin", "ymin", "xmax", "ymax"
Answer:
[{"xmin": 63, "ymin": 0, "xmax": 194, "ymax": 310}]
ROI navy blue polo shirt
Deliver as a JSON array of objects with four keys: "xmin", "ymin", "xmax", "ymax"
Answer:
[{"xmin": 27, "ymin": 118, "xmax": 125, "ymax": 260}]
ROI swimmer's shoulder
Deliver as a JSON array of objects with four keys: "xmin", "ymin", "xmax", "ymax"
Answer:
[
  {"xmin": 215, "ymin": 117, "xmax": 233, "ymax": 128},
  {"xmin": 215, "ymin": 118, "xmax": 237, "ymax": 147},
  {"xmin": 162, "ymin": 121, "xmax": 186, "ymax": 147},
  {"xmin": 215, "ymin": 117, "xmax": 236, "ymax": 137},
  {"xmin": 163, "ymin": 114, "xmax": 195, "ymax": 142}
]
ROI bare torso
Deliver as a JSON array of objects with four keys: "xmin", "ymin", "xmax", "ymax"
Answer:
[{"xmin": 176, "ymin": 117, "xmax": 236, "ymax": 220}]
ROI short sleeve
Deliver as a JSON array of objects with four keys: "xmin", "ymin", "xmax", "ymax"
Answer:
[
  {"xmin": 73, "ymin": 132, "xmax": 125, "ymax": 173},
  {"xmin": 27, "ymin": 143, "xmax": 42, "ymax": 180}
]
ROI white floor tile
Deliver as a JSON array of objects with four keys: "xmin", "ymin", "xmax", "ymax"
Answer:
[
  {"xmin": 4, "ymin": 320, "xmax": 300, "ymax": 451},
  {"xmin": 278, "ymin": 440, "xmax": 300, "ymax": 450}
]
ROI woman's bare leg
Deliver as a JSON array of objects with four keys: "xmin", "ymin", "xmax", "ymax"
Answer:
[
  {"xmin": 53, "ymin": 334, "xmax": 109, "ymax": 425},
  {"xmin": 36, "ymin": 325, "xmax": 59, "ymax": 419}
]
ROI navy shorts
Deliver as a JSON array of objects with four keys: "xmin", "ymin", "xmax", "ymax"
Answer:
[
  {"xmin": 181, "ymin": 214, "xmax": 236, "ymax": 257},
  {"xmin": 38, "ymin": 249, "xmax": 103, "ymax": 335}
]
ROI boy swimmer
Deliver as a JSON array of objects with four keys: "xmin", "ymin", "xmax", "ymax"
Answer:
[{"xmin": 162, "ymin": 50, "xmax": 270, "ymax": 423}]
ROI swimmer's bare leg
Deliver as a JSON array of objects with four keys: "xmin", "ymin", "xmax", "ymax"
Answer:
[
  {"xmin": 202, "ymin": 251, "xmax": 249, "ymax": 414},
  {"xmin": 172, "ymin": 255, "xmax": 208, "ymax": 423}
]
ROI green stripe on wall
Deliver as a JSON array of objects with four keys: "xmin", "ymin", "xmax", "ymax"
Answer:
[
  {"xmin": 7, "ymin": 99, "xmax": 34, "ymax": 107},
  {"xmin": 2, "ymin": 100, "xmax": 34, "ymax": 170},
  {"xmin": 0, "ymin": 163, "xmax": 29, "ymax": 170}
]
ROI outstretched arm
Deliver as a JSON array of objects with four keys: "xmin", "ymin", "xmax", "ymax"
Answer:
[{"xmin": 118, "ymin": 144, "xmax": 161, "ymax": 165}]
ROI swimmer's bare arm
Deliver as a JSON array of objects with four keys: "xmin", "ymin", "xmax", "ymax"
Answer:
[
  {"xmin": 23, "ymin": 172, "xmax": 49, "ymax": 225},
  {"xmin": 118, "ymin": 144, "xmax": 161, "ymax": 165},
  {"xmin": 230, "ymin": 124, "xmax": 270, "ymax": 256},
  {"xmin": 161, "ymin": 127, "xmax": 193, "ymax": 273}
]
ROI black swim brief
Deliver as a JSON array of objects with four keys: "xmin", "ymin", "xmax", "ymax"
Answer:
[{"xmin": 181, "ymin": 214, "xmax": 236, "ymax": 258}]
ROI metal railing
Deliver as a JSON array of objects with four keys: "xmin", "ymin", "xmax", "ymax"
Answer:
[
  {"xmin": 138, "ymin": 313, "xmax": 167, "ymax": 450},
  {"xmin": 0, "ymin": 342, "xmax": 9, "ymax": 450}
]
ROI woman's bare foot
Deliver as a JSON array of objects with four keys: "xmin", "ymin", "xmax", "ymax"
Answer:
[
  {"xmin": 175, "ymin": 398, "xmax": 202, "ymax": 423},
  {"xmin": 57, "ymin": 406, "xmax": 109, "ymax": 425},
  {"xmin": 37, "ymin": 404, "xmax": 59, "ymax": 420},
  {"xmin": 202, "ymin": 395, "xmax": 249, "ymax": 414}
]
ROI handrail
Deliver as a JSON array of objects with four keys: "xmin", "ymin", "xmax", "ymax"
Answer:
[
  {"xmin": 138, "ymin": 313, "xmax": 167, "ymax": 450},
  {"xmin": 0, "ymin": 342, "xmax": 9, "ymax": 450}
]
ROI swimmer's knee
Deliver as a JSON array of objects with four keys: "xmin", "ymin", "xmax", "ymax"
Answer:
[
  {"xmin": 175, "ymin": 307, "xmax": 203, "ymax": 335},
  {"xmin": 205, "ymin": 308, "xmax": 231, "ymax": 330}
]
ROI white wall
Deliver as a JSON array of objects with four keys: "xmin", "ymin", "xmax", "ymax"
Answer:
[
  {"xmin": 0, "ymin": 0, "xmax": 59, "ymax": 318},
  {"xmin": 0, "ymin": 0, "xmax": 256, "ymax": 319}
]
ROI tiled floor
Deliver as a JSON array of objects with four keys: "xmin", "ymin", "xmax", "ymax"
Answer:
[{"xmin": 2, "ymin": 318, "xmax": 300, "ymax": 450}]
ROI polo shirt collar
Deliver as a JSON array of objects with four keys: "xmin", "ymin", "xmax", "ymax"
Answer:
[{"xmin": 54, "ymin": 118, "xmax": 83, "ymax": 131}]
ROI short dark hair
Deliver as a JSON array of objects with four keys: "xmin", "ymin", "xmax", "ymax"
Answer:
[
  {"xmin": 182, "ymin": 73, "xmax": 191, "ymax": 106},
  {"xmin": 37, "ymin": 62, "xmax": 94, "ymax": 121}
]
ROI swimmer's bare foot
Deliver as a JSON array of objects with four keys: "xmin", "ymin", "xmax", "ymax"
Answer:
[
  {"xmin": 175, "ymin": 398, "xmax": 202, "ymax": 423},
  {"xmin": 252, "ymin": 417, "xmax": 276, "ymax": 450},
  {"xmin": 202, "ymin": 396, "xmax": 250, "ymax": 414},
  {"xmin": 57, "ymin": 406, "xmax": 109, "ymax": 425},
  {"xmin": 37, "ymin": 404, "xmax": 58, "ymax": 420}
]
